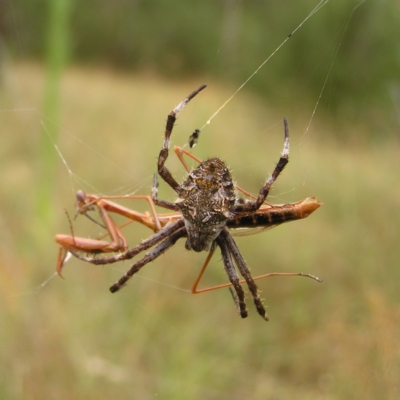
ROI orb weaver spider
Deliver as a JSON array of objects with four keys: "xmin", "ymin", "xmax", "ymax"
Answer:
[{"xmin": 55, "ymin": 85, "xmax": 322, "ymax": 320}]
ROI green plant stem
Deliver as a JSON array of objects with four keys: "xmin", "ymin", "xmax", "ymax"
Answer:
[{"xmin": 37, "ymin": 0, "xmax": 71, "ymax": 233}]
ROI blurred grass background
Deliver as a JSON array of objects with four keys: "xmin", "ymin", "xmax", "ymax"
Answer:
[{"xmin": 1, "ymin": 1, "xmax": 400, "ymax": 399}]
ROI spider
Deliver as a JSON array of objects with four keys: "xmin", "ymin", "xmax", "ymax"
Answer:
[{"xmin": 55, "ymin": 85, "xmax": 322, "ymax": 320}]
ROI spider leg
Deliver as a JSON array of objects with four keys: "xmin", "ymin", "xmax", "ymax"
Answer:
[
  {"xmin": 151, "ymin": 173, "xmax": 180, "ymax": 211},
  {"xmin": 219, "ymin": 230, "xmax": 269, "ymax": 321},
  {"xmin": 234, "ymin": 118, "xmax": 290, "ymax": 213},
  {"xmin": 70, "ymin": 219, "xmax": 185, "ymax": 265},
  {"xmin": 158, "ymin": 85, "xmax": 207, "ymax": 193},
  {"xmin": 109, "ymin": 226, "xmax": 187, "ymax": 293},
  {"xmin": 216, "ymin": 235, "xmax": 248, "ymax": 319}
]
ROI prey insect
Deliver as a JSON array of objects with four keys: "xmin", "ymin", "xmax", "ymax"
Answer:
[{"xmin": 55, "ymin": 85, "xmax": 322, "ymax": 320}]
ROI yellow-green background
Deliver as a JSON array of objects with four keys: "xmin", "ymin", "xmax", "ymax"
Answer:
[{"xmin": 1, "ymin": 1, "xmax": 399, "ymax": 399}]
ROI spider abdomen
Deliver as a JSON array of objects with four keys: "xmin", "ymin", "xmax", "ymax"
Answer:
[{"xmin": 176, "ymin": 158, "xmax": 236, "ymax": 252}]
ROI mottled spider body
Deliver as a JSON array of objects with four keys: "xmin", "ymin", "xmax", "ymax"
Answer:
[{"xmin": 177, "ymin": 157, "xmax": 236, "ymax": 252}]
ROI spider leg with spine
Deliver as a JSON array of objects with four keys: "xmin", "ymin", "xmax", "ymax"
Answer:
[
  {"xmin": 109, "ymin": 226, "xmax": 187, "ymax": 293},
  {"xmin": 70, "ymin": 219, "xmax": 185, "ymax": 265},
  {"xmin": 234, "ymin": 118, "xmax": 290, "ymax": 213},
  {"xmin": 218, "ymin": 230, "xmax": 268, "ymax": 320}
]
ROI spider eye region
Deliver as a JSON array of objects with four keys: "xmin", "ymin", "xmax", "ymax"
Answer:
[{"xmin": 176, "ymin": 158, "xmax": 236, "ymax": 252}]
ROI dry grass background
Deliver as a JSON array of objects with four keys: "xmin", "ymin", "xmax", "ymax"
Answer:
[{"xmin": 1, "ymin": 63, "xmax": 399, "ymax": 399}]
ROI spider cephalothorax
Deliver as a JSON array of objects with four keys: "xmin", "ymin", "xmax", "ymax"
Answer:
[
  {"xmin": 177, "ymin": 158, "xmax": 236, "ymax": 252},
  {"xmin": 55, "ymin": 84, "xmax": 322, "ymax": 320}
]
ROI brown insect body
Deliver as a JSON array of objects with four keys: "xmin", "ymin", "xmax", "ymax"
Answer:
[{"xmin": 228, "ymin": 197, "xmax": 320, "ymax": 229}]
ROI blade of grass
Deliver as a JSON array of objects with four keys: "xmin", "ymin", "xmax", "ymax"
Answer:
[{"xmin": 37, "ymin": 0, "xmax": 71, "ymax": 234}]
